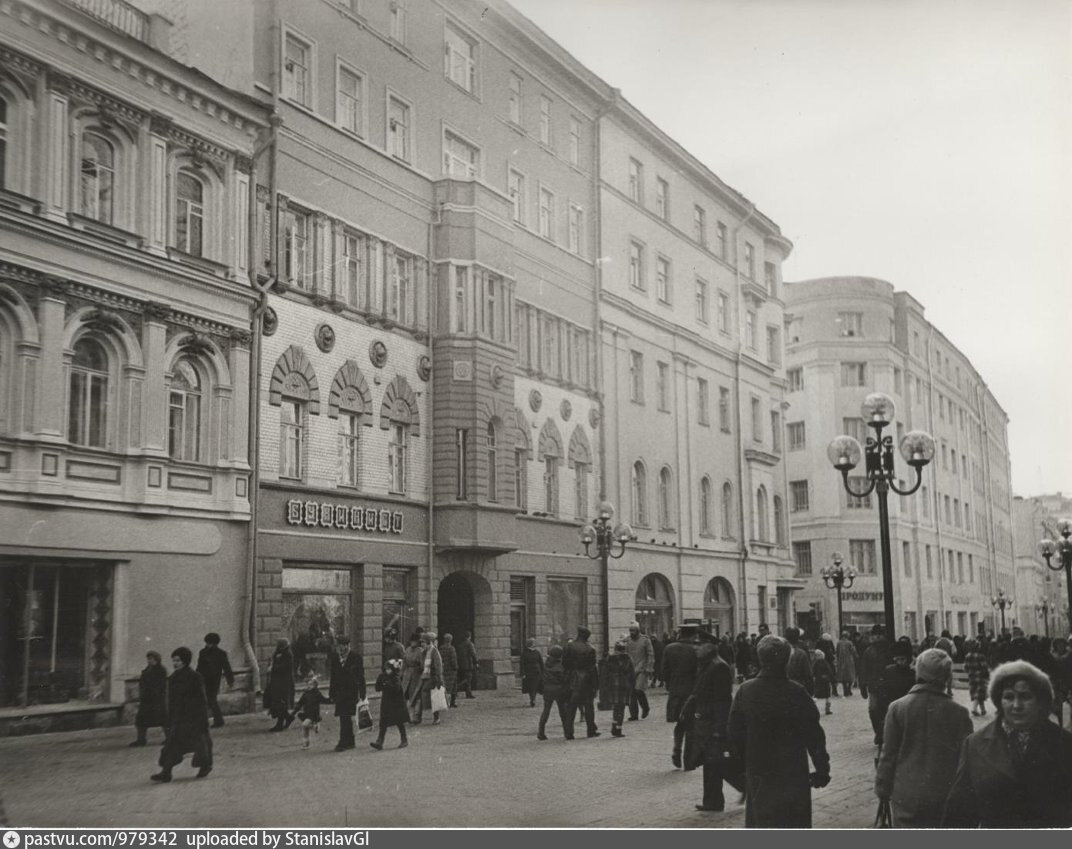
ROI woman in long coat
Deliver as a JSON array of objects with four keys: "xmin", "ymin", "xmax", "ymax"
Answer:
[
  {"xmin": 600, "ymin": 640, "xmax": 636, "ymax": 738},
  {"xmin": 131, "ymin": 650, "xmax": 168, "ymax": 746},
  {"xmin": 963, "ymin": 640, "xmax": 990, "ymax": 716},
  {"xmin": 401, "ymin": 633, "xmax": 424, "ymax": 720},
  {"xmin": 520, "ymin": 638, "xmax": 545, "ymax": 706},
  {"xmin": 413, "ymin": 633, "xmax": 444, "ymax": 724},
  {"xmin": 263, "ymin": 639, "xmax": 295, "ymax": 731},
  {"xmin": 439, "ymin": 633, "xmax": 459, "ymax": 707},
  {"xmin": 835, "ymin": 632, "xmax": 858, "ymax": 697},
  {"xmin": 151, "ymin": 647, "xmax": 212, "ymax": 782}
]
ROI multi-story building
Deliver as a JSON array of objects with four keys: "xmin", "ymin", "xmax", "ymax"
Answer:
[
  {"xmin": 1012, "ymin": 495, "xmax": 1068, "ymax": 637},
  {"xmin": 0, "ymin": 0, "xmax": 268, "ymax": 725},
  {"xmin": 783, "ymin": 277, "xmax": 1015, "ymax": 640}
]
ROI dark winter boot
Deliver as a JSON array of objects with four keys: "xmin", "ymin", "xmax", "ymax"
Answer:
[
  {"xmin": 270, "ymin": 716, "xmax": 285, "ymax": 732},
  {"xmin": 611, "ymin": 724, "xmax": 624, "ymax": 738},
  {"xmin": 398, "ymin": 727, "xmax": 409, "ymax": 749},
  {"xmin": 369, "ymin": 737, "xmax": 384, "ymax": 750},
  {"xmin": 129, "ymin": 727, "xmax": 148, "ymax": 747},
  {"xmin": 150, "ymin": 769, "xmax": 172, "ymax": 783}
]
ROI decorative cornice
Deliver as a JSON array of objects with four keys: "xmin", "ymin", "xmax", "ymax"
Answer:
[{"xmin": 143, "ymin": 301, "xmax": 172, "ymax": 323}]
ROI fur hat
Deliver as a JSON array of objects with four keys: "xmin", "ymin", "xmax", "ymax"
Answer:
[
  {"xmin": 756, "ymin": 635, "xmax": 790, "ymax": 670},
  {"xmin": 171, "ymin": 646, "xmax": 193, "ymax": 666},
  {"xmin": 576, "ymin": 626, "xmax": 591, "ymax": 641},
  {"xmin": 915, "ymin": 648, "xmax": 952, "ymax": 684},
  {"xmin": 989, "ymin": 660, "xmax": 1054, "ymax": 711}
]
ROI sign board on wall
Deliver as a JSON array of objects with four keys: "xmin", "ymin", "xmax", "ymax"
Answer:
[{"xmin": 285, "ymin": 499, "xmax": 404, "ymax": 534}]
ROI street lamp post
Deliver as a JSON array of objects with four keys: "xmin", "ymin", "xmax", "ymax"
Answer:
[
  {"xmin": 992, "ymin": 589, "xmax": 1013, "ymax": 635},
  {"xmin": 580, "ymin": 500, "xmax": 635, "ymax": 655},
  {"xmin": 827, "ymin": 392, "xmax": 935, "ymax": 640},
  {"xmin": 1036, "ymin": 601, "xmax": 1051, "ymax": 638},
  {"xmin": 1038, "ymin": 519, "xmax": 1072, "ymax": 638},
  {"xmin": 820, "ymin": 552, "xmax": 856, "ymax": 636}
]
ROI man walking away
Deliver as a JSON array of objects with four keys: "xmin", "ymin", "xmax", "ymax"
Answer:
[
  {"xmin": 196, "ymin": 633, "xmax": 234, "ymax": 728},
  {"xmin": 662, "ymin": 625, "xmax": 699, "ymax": 768},
  {"xmin": 785, "ymin": 627, "xmax": 814, "ymax": 697},
  {"xmin": 563, "ymin": 626, "xmax": 600, "ymax": 739},
  {"xmin": 625, "ymin": 620, "xmax": 654, "ymax": 720},
  {"xmin": 685, "ymin": 634, "xmax": 734, "ymax": 812}
]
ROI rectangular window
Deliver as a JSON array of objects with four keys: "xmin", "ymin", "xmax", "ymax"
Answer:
[
  {"xmin": 453, "ymin": 267, "xmax": 467, "ymax": 333},
  {"xmin": 538, "ymin": 188, "xmax": 555, "ymax": 239},
  {"xmin": 771, "ymin": 411, "xmax": 781, "ymax": 452},
  {"xmin": 574, "ymin": 461, "xmax": 588, "ymax": 520},
  {"xmin": 629, "ymin": 240, "xmax": 644, "ymax": 290},
  {"xmin": 547, "ymin": 578, "xmax": 586, "ymax": 648},
  {"xmin": 544, "ymin": 456, "xmax": 559, "ymax": 516},
  {"xmin": 717, "ymin": 291, "xmax": 729, "ymax": 333},
  {"xmin": 445, "ymin": 24, "xmax": 477, "ymax": 93},
  {"xmin": 697, "ymin": 378, "xmax": 709, "ymax": 425},
  {"xmin": 283, "ymin": 33, "xmax": 312, "ymax": 107},
  {"xmin": 944, "ymin": 495, "xmax": 951, "ymax": 524},
  {"xmin": 455, "ymin": 428, "xmax": 468, "ymax": 499},
  {"xmin": 629, "ymin": 350, "xmax": 644, "ymax": 404},
  {"xmin": 508, "ymin": 73, "xmax": 522, "ymax": 124},
  {"xmin": 838, "ymin": 311, "xmax": 864, "ymax": 337},
  {"xmin": 514, "ymin": 448, "xmax": 528, "ymax": 509},
  {"xmin": 750, "ymin": 396, "xmax": 762, "ymax": 442},
  {"xmin": 388, "ymin": 423, "xmax": 407, "ymax": 494},
  {"xmin": 849, "ymin": 539, "xmax": 877, "ymax": 574},
  {"xmin": 656, "ymin": 257, "xmax": 671, "ymax": 304},
  {"xmin": 788, "ymin": 421, "xmax": 805, "ymax": 451},
  {"xmin": 538, "ymin": 95, "xmax": 552, "ymax": 146},
  {"xmin": 957, "ymin": 552, "xmax": 964, "ymax": 584},
  {"xmin": 745, "ymin": 310, "xmax": 756, "ymax": 351},
  {"xmin": 388, "ymin": 253, "xmax": 411, "ymax": 324},
  {"xmin": 341, "ymin": 231, "xmax": 364, "ymax": 308},
  {"xmin": 336, "ymin": 64, "xmax": 363, "ymax": 134},
  {"xmin": 508, "ymin": 168, "xmax": 525, "ymax": 225},
  {"xmin": 894, "ymin": 367, "xmax": 903, "ymax": 395},
  {"xmin": 921, "ymin": 485, "xmax": 930, "ymax": 518},
  {"xmin": 656, "ymin": 361, "xmax": 670, "ymax": 412},
  {"xmin": 695, "ymin": 278, "xmax": 709, "ymax": 324},
  {"xmin": 787, "ymin": 367, "xmax": 803, "ymax": 392},
  {"xmin": 719, "ymin": 387, "xmax": 731, "ymax": 432},
  {"xmin": 716, "ymin": 221, "xmax": 727, "ymax": 259},
  {"xmin": 840, "ymin": 362, "xmax": 867, "ymax": 386},
  {"xmin": 655, "ymin": 177, "xmax": 669, "ymax": 220},
  {"xmin": 693, "ymin": 205, "xmax": 707, "ymax": 246},
  {"xmin": 443, "ymin": 129, "xmax": 479, "ymax": 178},
  {"xmin": 903, "ymin": 542, "xmax": 912, "ymax": 577},
  {"xmin": 628, "ymin": 158, "xmax": 643, "ymax": 204},
  {"xmin": 847, "ymin": 476, "xmax": 872, "ymax": 509},
  {"xmin": 389, "ymin": 0, "xmax": 407, "ymax": 44},
  {"xmin": 744, "ymin": 241, "xmax": 755, "ymax": 278},
  {"xmin": 280, "ymin": 401, "xmax": 303, "ymax": 479},
  {"xmin": 387, "ymin": 95, "xmax": 411, "ymax": 162},
  {"xmin": 766, "ymin": 325, "xmax": 780, "ymax": 364},
  {"xmin": 793, "ymin": 541, "xmax": 812, "ymax": 576},
  {"xmin": 764, "ymin": 261, "xmax": 777, "ymax": 294},
  {"xmin": 790, "ymin": 480, "xmax": 809, "ymax": 512},
  {"xmin": 283, "ymin": 208, "xmax": 309, "ymax": 288},
  {"xmin": 842, "ymin": 417, "xmax": 867, "ymax": 443},
  {"xmin": 568, "ymin": 116, "xmax": 580, "ymax": 166},
  {"xmin": 568, "ymin": 204, "xmax": 583, "ymax": 254},
  {"xmin": 338, "ymin": 415, "xmax": 360, "ymax": 488},
  {"xmin": 925, "ymin": 545, "xmax": 933, "ymax": 579}
]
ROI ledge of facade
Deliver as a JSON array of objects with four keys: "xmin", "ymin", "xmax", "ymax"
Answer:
[
  {"xmin": 165, "ymin": 247, "xmax": 233, "ymax": 280},
  {"xmin": 66, "ymin": 213, "xmax": 144, "ymax": 250},
  {"xmin": 744, "ymin": 448, "xmax": 780, "ymax": 467},
  {"xmin": 0, "ymin": 188, "xmax": 43, "ymax": 216}
]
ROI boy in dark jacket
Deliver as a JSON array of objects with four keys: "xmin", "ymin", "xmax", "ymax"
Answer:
[
  {"xmin": 370, "ymin": 659, "xmax": 409, "ymax": 750},
  {"xmin": 291, "ymin": 675, "xmax": 331, "ymax": 749},
  {"xmin": 537, "ymin": 645, "xmax": 569, "ymax": 740}
]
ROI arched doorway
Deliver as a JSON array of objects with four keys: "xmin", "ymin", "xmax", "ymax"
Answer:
[
  {"xmin": 437, "ymin": 573, "xmax": 475, "ymax": 644},
  {"xmin": 436, "ymin": 570, "xmax": 496, "ymax": 688},
  {"xmin": 634, "ymin": 573, "xmax": 674, "ymax": 640},
  {"xmin": 703, "ymin": 577, "xmax": 736, "ymax": 637}
]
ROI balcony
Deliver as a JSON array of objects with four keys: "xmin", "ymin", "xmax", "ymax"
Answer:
[{"xmin": 63, "ymin": 0, "xmax": 150, "ymax": 42}]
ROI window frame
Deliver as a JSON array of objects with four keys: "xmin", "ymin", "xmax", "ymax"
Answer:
[
  {"xmin": 167, "ymin": 358, "xmax": 204, "ymax": 464},
  {"xmin": 444, "ymin": 21, "xmax": 479, "ymax": 96},
  {"xmin": 338, "ymin": 413, "xmax": 361, "ymax": 488},
  {"xmin": 629, "ymin": 350, "xmax": 645, "ymax": 404},
  {"xmin": 695, "ymin": 277, "xmax": 709, "ymax": 325},
  {"xmin": 79, "ymin": 131, "xmax": 116, "ymax": 226},
  {"xmin": 335, "ymin": 58, "xmax": 367, "ymax": 137},
  {"xmin": 538, "ymin": 95, "xmax": 552, "ymax": 147},
  {"xmin": 628, "ymin": 239, "xmax": 645, "ymax": 291},
  {"xmin": 693, "ymin": 204, "xmax": 707, "ymax": 246},
  {"xmin": 279, "ymin": 399, "xmax": 304, "ymax": 480},
  {"xmin": 568, "ymin": 116, "xmax": 581, "ymax": 166},
  {"xmin": 174, "ymin": 169, "xmax": 206, "ymax": 258},
  {"xmin": 655, "ymin": 177, "xmax": 669, "ymax": 220},
  {"xmin": 282, "ymin": 27, "xmax": 316, "ymax": 109},
  {"xmin": 628, "ymin": 158, "xmax": 644, "ymax": 204},
  {"xmin": 508, "ymin": 72, "xmax": 522, "ymax": 125},
  {"xmin": 568, "ymin": 202, "xmax": 583, "ymax": 255},
  {"xmin": 538, "ymin": 185, "xmax": 556, "ymax": 240},
  {"xmin": 386, "ymin": 91, "xmax": 413, "ymax": 163},
  {"xmin": 442, "ymin": 125, "xmax": 481, "ymax": 179},
  {"xmin": 388, "ymin": 422, "xmax": 408, "ymax": 495},
  {"xmin": 67, "ymin": 336, "xmax": 110, "ymax": 450},
  {"xmin": 655, "ymin": 256, "xmax": 671, "ymax": 305}
]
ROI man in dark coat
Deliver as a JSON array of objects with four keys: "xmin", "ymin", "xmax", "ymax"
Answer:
[
  {"xmin": 873, "ymin": 641, "xmax": 916, "ymax": 747},
  {"xmin": 131, "ymin": 650, "xmax": 168, "ymax": 747},
  {"xmin": 563, "ymin": 626, "xmax": 599, "ymax": 739},
  {"xmin": 727, "ymin": 635, "xmax": 830, "ymax": 828},
  {"xmin": 151, "ymin": 647, "xmax": 213, "ymax": 782},
  {"xmin": 456, "ymin": 631, "xmax": 478, "ymax": 698},
  {"xmin": 196, "ymin": 632, "xmax": 234, "ymax": 728},
  {"xmin": 650, "ymin": 633, "xmax": 664, "ymax": 687},
  {"xmin": 328, "ymin": 635, "xmax": 366, "ymax": 751},
  {"xmin": 859, "ymin": 625, "xmax": 892, "ymax": 742},
  {"xmin": 685, "ymin": 638, "xmax": 734, "ymax": 812},
  {"xmin": 662, "ymin": 625, "xmax": 699, "ymax": 768},
  {"xmin": 785, "ymin": 627, "xmax": 814, "ymax": 696}
]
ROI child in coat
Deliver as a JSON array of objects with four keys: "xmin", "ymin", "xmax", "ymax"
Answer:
[
  {"xmin": 371, "ymin": 659, "xmax": 409, "ymax": 750},
  {"xmin": 812, "ymin": 649, "xmax": 834, "ymax": 716},
  {"xmin": 291, "ymin": 675, "xmax": 331, "ymax": 749}
]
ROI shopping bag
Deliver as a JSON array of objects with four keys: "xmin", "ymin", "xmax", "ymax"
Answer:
[
  {"xmin": 356, "ymin": 698, "xmax": 373, "ymax": 731},
  {"xmin": 430, "ymin": 685, "xmax": 449, "ymax": 713},
  {"xmin": 873, "ymin": 799, "xmax": 892, "ymax": 828}
]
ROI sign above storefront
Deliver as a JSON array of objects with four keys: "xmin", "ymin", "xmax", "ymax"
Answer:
[
  {"xmin": 842, "ymin": 591, "xmax": 884, "ymax": 602},
  {"xmin": 286, "ymin": 499, "xmax": 404, "ymax": 535}
]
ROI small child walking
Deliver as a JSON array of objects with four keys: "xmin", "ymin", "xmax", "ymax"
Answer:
[
  {"xmin": 291, "ymin": 675, "xmax": 331, "ymax": 748},
  {"xmin": 812, "ymin": 649, "xmax": 834, "ymax": 716},
  {"xmin": 370, "ymin": 659, "xmax": 409, "ymax": 750}
]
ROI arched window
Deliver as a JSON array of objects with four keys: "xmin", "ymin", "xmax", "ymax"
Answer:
[
  {"xmin": 68, "ymin": 338, "xmax": 108, "ymax": 447},
  {"xmin": 773, "ymin": 495, "xmax": 786, "ymax": 545},
  {"xmin": 699, "ymin": 476, "xmax": 713, "ymax": 535},
  {"xmin": 632, "ymin": 460, "xmax": 648, "ymax": 526},
  {"xmin": 168, "ymin": 359, "xmax": 202, "ymax": 462},
  {"xmin": 721, "ymin": 481, "xmax": 735, "ymax": 539},
  {"xmin": 175, "ymin": 170, "xmax": 205, "ymax": 257},
  {"xmin": 635, "ymin": 573, "xmax": 674, "ymax": 639},
  {"xmin": 339, "ymin": 414, "xmax": 360, "ymax": 487},
  {"xmin": 486, "ymin": 420, "xmax": 498, "ymax": 502},
  {"xmin": 80, "ymin": 133, "xmax": 115, "ymax": 225},
  {"xmin": 389, "ymin": 423, "xmax": 408, "ymax": 494},
  {"xmin": 756, "ymin": 486, "xmax": 769, "ymax": 541},
  {"xmin": 658, "ymin": 466, "xmax": 674, "ymax": 529},
  {"xmin": 703, "ymin": 577, "xmax": 736, "ymax": 637},
  {"xmin": 280, "ymin": 401, "xmax": 303, "ymax": 479}
]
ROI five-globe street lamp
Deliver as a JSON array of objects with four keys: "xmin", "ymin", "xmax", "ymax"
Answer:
[
  {"xmin": 821, "ymin": 551, "xmax": 856, "ymax": 637},
  {"xmin": 991, "ymin": 589, "xmax": 1013, "ymax": 635},
  {"xmin": 1038, "ymin": 519, "xmax": 1072, "ymax": 637},
  {"xmin": 1036, "ymin": 600, "xmax": 1051, "ymax": 638},
  {"xmin": 580, "ymin": 500, "xmax": 635, "ymax": 655},
  {"xmin": 828, "ymin": 392, "xmax": 935, "ymax": 640}
]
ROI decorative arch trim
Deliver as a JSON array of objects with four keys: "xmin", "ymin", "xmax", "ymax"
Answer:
[
  {"xmin": 164, "ymin": 331, "xmax": 231, "ymax": 388},
  {"xmin": 379, "ymin": 374, "xmax": 420, "ymax": 435},
  {"xmin": 64, "ymin": 306, "xmax": 143, "ymax": 368},
  {"xmin": 329, "ymin": 360, "xmax": 372, "ymax": 422},
  {"xmin": 567, "ymin": 426, "xmax": 592, "ymax": 470},
  {"xmin": 537, "ymin": 417, "xmax": 563, "ymax": 462},
  {"xmin": 513, "ymin": 407, "xmax": 531, "ymax": 458},
  {"xmin": 0, "ymin": 284, "xmax": 40, "ymax": 344},
  {"xmin": 269, "ymin": 344, "xmax": 320, "ymax": 414}
]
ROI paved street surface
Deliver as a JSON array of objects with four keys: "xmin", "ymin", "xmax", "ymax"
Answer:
[{"xmin": 0, "ymin": 686, "xmax": 992, "ymax": 829}]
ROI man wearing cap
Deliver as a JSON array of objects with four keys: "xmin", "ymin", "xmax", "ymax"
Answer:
[
  {"xmin": 328, "ymin": 636, "xmax": 366, "ymax": 752},
  {"xmin": 563, "ymin": 626, "xmax": 600, "ymax": 738},
  {"xmin": 784, "ymin": 627, "xmax": 814, "ymax": 697},
  {"xmin": 663, "ymin": 625, "xmax": 700, "ymax": 768},
  {"xmin": 685, "ymin": 631, "xmax": 734, "ymax": 811},
  {"xmin": 872, "ymin": 640, "xmax": 915, "ymax": 748},
  {"xmin": 625, "ymin": 620, "xmax": 654, "ymax": 721},
  {"xmin": 727, "ymin": 635, "xmax": 830, "ymax": 827},
  {"xmin": 875, "ymin": 648, "xmax": 972, "ymax": 827}
]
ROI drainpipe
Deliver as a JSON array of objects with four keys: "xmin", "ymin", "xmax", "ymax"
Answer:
[
  {"xmin": 427, "ymin": 209, "xmax": 437, "ymax": 635},
  {"xmin": 732, "ymin": 202, "xmax": 756, "ymax": 630},
  {"xmin": 925, "ymin": 327, "xmax": 947, "ymax": 628}
]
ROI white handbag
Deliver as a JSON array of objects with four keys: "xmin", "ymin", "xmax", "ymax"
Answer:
[{"xmin": 430, "ymin": 685, "xmax": 449, "ymax": 713}]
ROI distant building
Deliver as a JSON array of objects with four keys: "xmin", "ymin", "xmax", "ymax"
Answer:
[
  {"xmin": 1013, "ymin": 495, "xmax": 1069, "ymax": 637},
  {"xmin": 783, "ymin": 277, "xmax": 1015, "ymax": 639}
]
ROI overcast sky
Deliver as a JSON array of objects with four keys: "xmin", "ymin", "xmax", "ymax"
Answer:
[{"xmin": 510, "ymin": 0, "xmax": 1072, "ymax": 499}]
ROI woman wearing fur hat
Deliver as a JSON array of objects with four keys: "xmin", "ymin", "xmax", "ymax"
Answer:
[
  {"xmin": 600, "ymin": 639, "xmax": 637, "ymax": 738},
  {"xmin": 151, "ymin": 647, "xmax": 213, "ymax": 783},
  {"xmin": 942, "ymin": 660, "xmax": 1072, "ymax": 827},
  {"xmin": 875, "ymin": 649, "xmax": 973, "ymax": 827},
  {"xmin": 130, "ymin": 650, "xmax": 168, "ymax": 747},
  {"xmin": 370, "ymin": 659, "xmax": 409, "ymax": 750},
  {"xmin": 811, "ymin": 649, "xmax": 834, "ymax": 716}
]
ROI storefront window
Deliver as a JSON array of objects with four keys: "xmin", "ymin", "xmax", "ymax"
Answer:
[
  {"xmin": 281, "ymin": 567, "xmax": 352, "ymax": 681},
  {"xmin": 547, "ymin": 578, "xmax": 586, "ymax": 647},
  {"xmin": 382, "ymin": 567, "xmax": 416, "ymax": 642},
  {"xmin": 634, "ymin": 573, "xmax": 674, "ymax": 639}
]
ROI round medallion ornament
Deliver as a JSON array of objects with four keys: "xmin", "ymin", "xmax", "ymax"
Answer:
[
  {"xmin": 262, "ymin": 307, "xmax": 278, "ymax": 337},
  {"xmin": 560, "ymin": 399, "xmax": 572, "ymax": 421},
  {"xmin": 528, "ymin": 389, "xmax": 543, "ymax": 413},
  {"xmin": 315, "ymin": 323, "xmax": 336, "ymax": 353},
  {"xmin": 588, "ymin": 407, "xmax": 601, "ymax": 428},
  {"xmin": 490, "ymin": 364, "xmax": 505, "ymax": 389},
  {"xmin": 369, "ymin": 340, "xmax": 388, "ymax": 369},
  {"xmin": 417, "ymin": 355, "xmax": 432, "ymax": 382}
]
